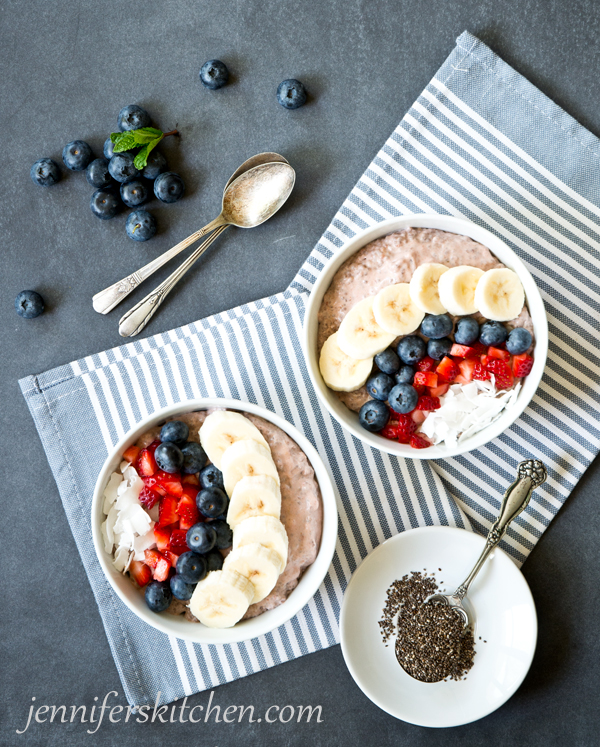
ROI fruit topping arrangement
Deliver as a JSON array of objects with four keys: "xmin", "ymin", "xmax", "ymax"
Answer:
[
  {"xmin": 101, "ymin": 411, "xmax": 288, "ymax": 628},
  {"xmin": 319, "ymin": 262, "xmax": 534, "ymax": 448}
]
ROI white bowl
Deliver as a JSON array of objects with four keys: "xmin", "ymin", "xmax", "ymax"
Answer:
[
  {"xmin": 91, "ymin": 398, "xmax": 338, "ymax": 644},
  {"xmin": 340, "ymin": 526, "xmax": 537, "ymax": 727},
  {"xmin": 303, "ymin": 214, "xmax": 548, "ymax": 459}
]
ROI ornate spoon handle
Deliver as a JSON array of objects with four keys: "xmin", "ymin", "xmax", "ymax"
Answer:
[
  {"xmin": 118, "ymin": 224, "xmax": 229, "ymax": 337},
  {"xmin": 92, "ymin": 216, "xmax": 226, "ymax": 314}
]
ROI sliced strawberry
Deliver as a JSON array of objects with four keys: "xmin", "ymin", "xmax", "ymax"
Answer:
[
  {"xmin": 153, "ymin": 526, "xmax": 172, "ymax": 552},
  {"xmin": 136, "ymin": 448, "xmax": 157, "ymax": 477},
  {"xmin": 449, "ymin": 344, "xmax": 475, "ymax": 358},
  {"xmin": 436, "ymin": 356, "xmax": 458, "ymax": 383},
  {"xmin": 142, "ymin": 475, "xmax": 167, "ymax": 496},
  {"xmin": 486, "ymin": 359, "xmax": 514, "ymax": 389},
  {"xmin": 129, "ymin": 560, "xmax": 152, "ymax": 587},
  {"xmin": 417, "ymin": 356, "xmax": 437, "ymax": 372},
  {"xmin": 139, "ymin": 485, "xmax": 161, "ymax": 510},
  {"xmin": 467, "ymin": 342, "xmax": 488, "ymax": 358},
  {"xmin": 396, "ymin": 413, "xmax": 417, "ymax": 444},
  {"xmin": 123, "ymin": 445, "xmax": 141, "ymax": 464},
  {"xmin": 480, "ymin": 354, "xmax": 489, "ymax": 367},
  {"xmin": 472, "ymin": 362, "xmax": 490, "ymax": 381},
  {"xmin": 177, "ymin": 488, "xmax": 200, "ymax": 531},
  {"xmin": 413, "ymin": 383, "xmax": 426, "ymax": 396},
  {"xmin": 163, "ymin": 550, "xmax": 179, "ymax": 568},
  {"xmin": 380, "ymin": 421, "xmax": 399, "ymax": 440},
  {"xmin": 458, "ymin": 358, "xmax": 477, "ymax": 382},
  {"xmin": 414, "ymin": 371, "xmax": 438, "ymax": 388},
  {"xmin": 182, "ymin": 473, "xmax": 200, "ymax": 486},
  {"xmin": 429, "ymin": 383, "xmax": 450, "ymax": 397},
  {"xmin": 169, "ymin": 529, "xmax": 190, "ymax": 555},
  {"xmin": 411, "ymin": 409, "xmax": 428, "ymax": 424},
  {"xmin": 409, "ymin": 433, "xmax": 431, "ymax": 449},
  {"xmin": 144, "ymin": 549, "xmax": 170, "ymax": 582},
  {"xmin": 155, "ymin": 470, "xmax": 183, "ymax": 497},
  {"xmin": 158, "ymin": 495, "xmax": 179, "ymax": 527},
  {"xmin": 488, "ymin": 346, "xmax": 510, "ymax": 361},
  {"xmin": 416, "ymin": 395, "xmax": 441, "ymax": 411},
  {"xmin": 512, "ymin": 353, "xmax": 534, "ymax": 378}
]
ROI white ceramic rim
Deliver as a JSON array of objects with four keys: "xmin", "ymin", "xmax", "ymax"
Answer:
[
  {"xmin": 303, "ymin": 214, "xmax": 548, "ymax": 459},
  {"xmin": 91, "ymin": 398, "xmax": 338, "ymax": 644}
]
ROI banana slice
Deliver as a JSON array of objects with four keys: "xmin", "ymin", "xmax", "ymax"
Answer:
[
  {"xmin": 233, "ymin": 515, "xmax": 289, "ymax": 574},
  {"xmin": 221, "ymin": 439, "xmax": 280, "ymax": 497},
  {"xmin": 319, "ymin": 332, "xmax": 373, "ymax": 392},
  {"xmin": 224, "ymin": 543, "xmax": 281, "ymax": 603},
  {"xmin": 189, "ymin": 569, "xmax": 254, "ymax": 628},
  {"xmin": 475, "ymin": 268, "xmax": 525, "ymax": 321},
  {"xmin": 438, "ymin": 265, "xmax": 484, "ymax": 316},
  {"xmin": 200, "ymin": 410, "xmax": 268, "ymax": 469},
  {"xmin": 227, "ymin": 474, "xmax": 282, "ymax": 528},
  {"xmin": 409, "ymin": 263, "xmax": 450, "ymax": 314},
  {"xmin": 372, "ymin": 283, "xmax": 425, "ymax": 336},
  {"xmin": 337, "ymin": 296, "xmax": 396, "ymax": 360}
]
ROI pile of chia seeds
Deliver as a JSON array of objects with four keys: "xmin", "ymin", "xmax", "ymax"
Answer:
[{"xmin": 379, "ymin": 571, "xmax": 476, "ymax": 683}]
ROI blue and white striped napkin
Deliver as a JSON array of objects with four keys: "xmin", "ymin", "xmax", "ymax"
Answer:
[{"xmin": 21, "ymin": 31, "xmax": 600, "ymax": 707}]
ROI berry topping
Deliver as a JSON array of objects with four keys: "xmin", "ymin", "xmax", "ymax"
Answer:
[
  {"xmin": 160, "ymin": 420, "xmax": 189, "ymax": 445},
  {"xmin": 176, "ymin": 551, "xmax": 207, "ymax": 584},
  {"xmin": 168, "ymin": 529, "xmax": 190, "ymax": 555},
  {"xmin": 186, "ymin": 522, "xmax": 217, "ymax": 554},
  {"xmin": 196, "ymin": 487, "xmax": 229, "ymax": 519},
  {"xmin": 157, "ymin": 495, "xmax": 179, "ymax": 527},
  {"xmin": 122, "ymin": 445, "xmax": 141, "ymax": 463},
  {"xmin": 417, "ymin": 356, "xmax": 437, "ymax": 372},
  {"xmin": 409, "ymin": 433, "xmax": 431, "ymax": 449},
  {"xmin": 395, "ymin": 413, "xmax": 418, "ymax": 444},
  {"xmin": 454, "ymin": 317, "xmax": 480, "ymax": 345},
  {"xmin": 136, "ymin": 447, "xmax": 157, "ymax": 476},
  {"xmin": 479, "ymin": 320, "xmax": 508, "ymax": 347},
  {"xmin": 486, "ymin": 359, "xmax": 514, "ymax": 389},
  {"xmin": 144, "ymin": 580, "xmax": 172, "ymax": 612},
  {"xmin": 416, "ymin": 395, "xmax": 441, "ymax": 411},
  {"xmin": 375, "ymin": 348, "xmax": 401, "ymax": 375},
  {"xmin": 395, "ymin": 365, "xmax": 415, "ymax": 384},
  {"xmin": 177, "ymin": 488, "xmax": 201, "ymax": 530},
  {"xmin": 388, "ymin": 384, "xmax": 419, "ymax": 414},
  {"xmin": 210, "ymin": 519, "xmax": 233, "ymax": 549},
  {"xmin": 366, "ymin": 372, "xmax": 395, "ymax": 401},
  {"xmin": 199, "ymin": 464, "xmax": 225, "ymax": 491},
  {"xmin": 155, "ymin": 442, "xmax": 184, "ymax": 474},
  {"xmin": 358, "ymin": 400, "xmax": 390, "ymax": 432},
  {"xmin": 427, "ymin": 337, "xmax": 453, "ymax": 361},
  {"xmin": 457, "ymin": 358, "xmax": 477, "ymax": 382},
  {"xmin": 436, "ymin": 356, "xmax": 459, "ymax": 383},
  {"xmin": 139, "ymin": 485, "xmax": 161, "ymax": 510},
  {"xmin": 170, "ymin": 575, "xmax": 196, "ymax": 601},
  {"xmin": 449, "ymin": 343, "xmax": 476, "ymax": 358},
  {"xmin": 397, "ymin": 336, "xmax": 427, "ymax": 365},
  {"xmin": 154, "ymin": 470, "xmax": 183, "ymax": 497},
  {"xmin": 153, "ymin": 526, "xmax": 171, "ymax": 552},
  {"xmin": 421, "ymin": 314, "xmax": 453, "ymax": 339},
  {"xmin": 413, "ymin": 371, "xmax": 438, "ymax": 388},
  {"xmin": 181, "ymin": 442, "xmax": 208, "ymax": 474},
  {"xmin": 512, "ymin": 353, "xmax": 534, "ymax": 378},
  {"xmin": 129, "ymin": 560, "xmax": 152, "ymax": 587},
  {"xmin": 506, "ymin": 327, "xmax": 533, "ymax": 355},
  {"xmin": 487, "ymin": 346, "xmax": 510, "ymax": 361},
  {"xmin": 472, "ymin": 362, "xmax": 490, "ymax": 381},
  {"xmin": 144, "ymin": 550, "xmax": 171, "ymax": 582}
]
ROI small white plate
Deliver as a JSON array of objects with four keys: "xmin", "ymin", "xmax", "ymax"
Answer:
[{"xmin": 340, "ymin": 526, "xmax": 537, "ymax": 728}]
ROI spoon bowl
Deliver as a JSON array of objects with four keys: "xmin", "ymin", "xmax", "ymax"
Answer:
[{"xmin": 221, "ymin": 162, "xmax": 295, "ymax": 228}]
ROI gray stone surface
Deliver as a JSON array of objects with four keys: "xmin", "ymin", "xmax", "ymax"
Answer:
[{"xmin": 2, "ymin": 0, "xmax": 599, "ymax": 744}]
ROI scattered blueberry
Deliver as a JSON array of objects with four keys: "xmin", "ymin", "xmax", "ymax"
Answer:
[
  {"xmin": 454, "ymin": 317, "xmax": 480, "ymax": 345},
  {"xmin": 86, "ymin": 158, "xmax": 112, "ymax": 189},
  {"xmin": 199, "ymin": 59, "xmax": 229, "ymax": 89},
  {"xmin": 205, "ymin": 549, "xmax": 224, "ymax": 572},
  {"xmin": 366, "ymin": 372, "xmax": 395, "ymax": 401},
  {"xmin": 126, "ymin": 210, "xmax": 157, "ymax": 241},
  {"xmin": 186, "ymin": 522, "xmax": 217, "ymax": 554},
  {"xmin": 479, "ymin": 321, "xmax": 508, "ymax": 347},
  {"xmin": 427, "ymin": 337, "xmax": 453, "ymax": 360},
  {"xmin": 421, "ymin": 314, "xmax": 453, "ymax": 339},
  {"xmin": 196, "ymin": 487, "xmax": 228, "ymax": 519},
  {"xmin": 145, "ymin": 580, "xmax": 172, "ymax": 612},
  {"xmin": 30, "ymin": 158, "xmax": 61, "ymax": 187},
  {"xmin": 210, "ymin": 519, "xmax": 233, "ymax": 549},
  {"xmin": 388, "ymin": 383, "xmax": 419, "ymax": 414},
  {"xmin": 170, "ymin": 575, "xmax": 196, "ymax": 601},
  {"xmin": 181, "ymin": 442, "xmax": 208, "ymax": 474},
  {"xmin": 154, "ymin": 442, "xmax": 184, "ymax": 473},
  {"xmin": 62, "ymin": 140, "xmax": 93, "ymax": 171},
  {"xmin": 120, "ymin": 179, "xmax": 148, "ymax": 208},
  {"xmin": 199, "ymin": 464, "xmax": 224, "ymax": 491},
  {"xmin": 176, "ymin": 552, "xmax": 207, "ymax": 583},
  {"xmin": 109, "ymin": 152, "xmax": 141, "ymax": 183},
  {"xmin": 375, "ymin": 348, "xmax": 401, "ymax": 375},
  {"xmin": 15, "ymin": 290, "xmax": 44, "ymax": 319},
  {"xmin": 90, "ymin": 188, "xmax": 120, "ymax": 220},
  {"xmin": 118, "ymin": 104, "xmax": 151, "ymax": 131},
  {"xmin": 103, "ymin": 137, "xmax": 116, "ymax": 159},
  {"xmin": 358, "ymin": 400, "xmax": 390, "ymax": 432},
  {"xmin": 142, "ymin": 150, "xmax": 167, "ymax": 180},
  {"xmin": 277, "ymin": 79, "xmax": 307, "ymax": 109},
  {"xmin": 397, "ymin": 336, "xmax": 427, "ymax": 365},
  {"xmin": 506, "ymin": 327, "xmax": 533, "ymax": 355},
  {"xmin": 154, "ymin": 171, "xmax": 184, "ymax": 203},
  {"xmin": 160, "ymin": 420, "xmax": 189, "ymax": 444},
  {"xmin": 395, "ymin": 365, "xmax": 415, "ymax": 385}
]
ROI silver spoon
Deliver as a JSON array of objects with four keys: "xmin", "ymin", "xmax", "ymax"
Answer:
[
  {"xmin": 118, "ymin": 160, "xmax": 295, "ymax": 337},
  {"xmin": 92, "ymin": 152, "xmax": 289, "ymax": 315}
]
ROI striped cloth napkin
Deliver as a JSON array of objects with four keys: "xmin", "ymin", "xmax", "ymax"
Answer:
[{"xmin": 20, "ymin": 31, "xmax": 600, "ymax": 707}]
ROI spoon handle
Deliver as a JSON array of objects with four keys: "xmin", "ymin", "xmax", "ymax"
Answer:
[
  {"xmin": 118, "ymin": 224, "xmax": 229, "ymax": 337},
  {"xmin": 454, "ymin": 459, "xmax": 547, "ymax": 600},
  {"xmin": 92, "ymin": 216, "xmax": 226, "ymax": 315}
]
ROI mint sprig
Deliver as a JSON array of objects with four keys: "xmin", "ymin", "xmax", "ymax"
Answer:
[{"xmin": 109, "ymin": 127, "xmax": 178, "ymax": 169}]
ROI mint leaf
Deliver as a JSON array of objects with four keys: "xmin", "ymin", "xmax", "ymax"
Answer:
[
  {"xmin": 133, "ymin": 136, "xmax": 162, "ymax": 169},
  {"xmin": 111, "ymin": 127, "xmax": 165, "ymax": 153}
]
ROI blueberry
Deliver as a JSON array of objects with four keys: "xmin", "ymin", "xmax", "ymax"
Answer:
[
  {"xmin": 454, "ymin": 317, "xmax": 480, "ymax": 345},
  {"xmin": 210, "ymin": 519, "xmax": 233, "ymax": 549},
  {"xmin": 142, "ymin": 150, "xmax": 167, "ymax": 180},
  {"xmin": 506, "ymin": 327, "xmax": 532, "ymax": 355},
  {"xmin": 86, "ymin": 158, "xmax": 112, "ymax": 189},
  {"xmin": 154, "ymin": 172, "xmax": 184, "ymax": 203},
  {"xmin": 199, "ymin": 464, "xmax": 224, "ymax": 491},
  {"xmin": 62, "ymin": 140, "xmax": 93, "ymax": 171},
  {"xmin": 427, "ymin": 337, "xmax": 453, "ymax": 361},
  {"xmin": 109, "ymin": 153, "xmax": 141, "ymax": 183},
  {"xmin": 199, "ymin": 60, "xmax": 229, "ymax": 89},
  {"xmin": 366, "ymin": 372, "xmax": 394, "ymax": 401},
  {"xmin": 181, "ymin": 442, "xmax": 207, "ymax": 474},
  {"xmin": 30, "ymin": 158, "xmax": 61, "ymax": 187},
  {"xmin": 395, "ymin": 365, "xmax": 415, "ymax": 385},
  {"xmin": 154, "ymin": 442, "xmax": 184, "ymax": 473},
  {"xmin": 15, "ymin": 290, "xmax": 44, "ymax": 319},
  {"xmin": 90, "ymin": 188, "xmax": 120, "ymax": 220},
  {"xmin": 176, "ymin": 552, "xmax": 207, "ymax": 584},
  {"xmin": 205, "ymin": 549, "xmax": 224, "ymax": 572},
  {"xmin": 358, "ymin": 400, "xmax": 390, "ymax": 432},
  {"xmin": 420, "ymin": 314, "xmax": 453, "ymax": 339},
  {"xmin": 118, "ymin": 104, "xmax": 151, "ymax": 131},
  {"xmin": 160, "ymin": 420, "xmax": 189, "ymax": 444},
  {"xmin": 479, "ymin": 321, "xmax": 508, "ymax": 347},
  {"xmin": 103, "ymin": 137, "xmax": 116, "ymax": 159},
  {"xmin": 144, "ymin": 580, "xmax": 172, "ymax": 612},
  {"xmin": 186, "ymin": 522, "xmax": 217, "ymax": 554},
  {"xmin": 120, "ymin": 179, "xmax": 148, "ymax": 208},
  {"xmin": 170, "ymin": 574, "xmax": 196, "ymax": 601},
  {"xmin": 277, "ymin": 79, "xmax": 307, "ymax": 109},
  {"xmin": 196, "ymin": 487, "xmax": 228, "ymax": 519},
  {"xmin": 397, "ymin": 336, "xmax": 426, "ymax": 365},
  {"xmin": 126, "ymin": 210, "xmax": 157, "ymax": 241},
  {"xmin": 375, "ymin": 348, "xmax": 401, "ymax": 375},
  {"xmin": 388, "ymin": 384, "xmax": 419, "ymax": 414}
]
